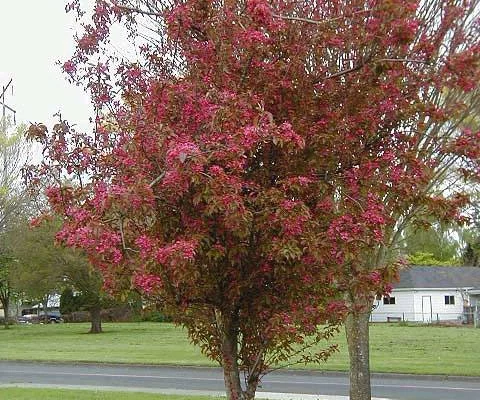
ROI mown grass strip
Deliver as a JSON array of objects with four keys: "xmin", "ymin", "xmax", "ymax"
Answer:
[
  {"xmin": 2, "ymin": 322, "xmax": 480, "ymax": 376},
  {"xmin": 0, "ymin": 387, "xmax": 219, "ymax": 400}
]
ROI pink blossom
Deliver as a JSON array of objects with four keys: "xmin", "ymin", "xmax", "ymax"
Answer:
[
  {"xmin": 242, "ymin": 126, "xmax": 260, "ymax": 149},
  {"xmin": 162, "ymin": 170, "xmax": 189, "ymax": 195},
  {"xmin": 45, "ymin": 187, "xmax": 62, "ymax": 204},
  {"xmin": 63, "ymin": 60, "xmax": 76, "ymax": 74},
  {"xmin": 384, "ymin": 283, "xmax": 393, "ymax": 295},
  {"xmin": 92, "ymin": 182, "xmax": 109, "ymax": 212},
  {"xmin": 327, "ymin": 300, "xmax": 347, "ymax": 314},
  {"xmin": 246, "ymin": 0, "xmax": 272, "ymax": 24},
  {"xmin": 316, "ymin": 198, "xmax": 334, "ymax": 212},
  {"xmin": 240, "ymin": 29, "xmax": 270, "ymax": 45},
  {"xmin": 369, "ymin": 271, "xmax": 381, "ymax": 284},
  {"xmin": 155, "ymin": 248, "xmax": 169, "ymax": 265},
  {"xmin": 277, "ymin": 122, "xmax": 305, "ymax": 149},
  {"xmin": 280, "ymin": 199, "xmax": 297, "ymax": 211},
  {"xmin": 112, "ymin": 248, "xmax": 123, "ymax": 263},
  {"xmin": 155, "ymin": 239, "xmax": 197, "ymax": 265},
  {"xmin": 297, "ymin": 176, "xmax": 312, "ymax": 186},
  {"xmin": 133, "ymin": 272, "xmax": 162, "ymax": 294},
  {"xmin": 209, "ymin": 165, "xmax": 224, "ymax": 176},
  {"xmin": 66, "ymin": 207, "xmax": 91, "ymax": 223},
  {"xmin": 175, "ymin": 239, "xmax": 198, "ymax": 260},
  {"xmin": 135, "ymin": 235, "xmax": 153, "ymax": 258},
  {"xmin": 166, "ymin": 141, "xmax": 200, "ymax": 166}
]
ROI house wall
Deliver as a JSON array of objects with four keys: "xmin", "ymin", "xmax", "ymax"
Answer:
[
  {"xmin": 371, "ymin": 288, "xmax": 467, "ymax": 322},
  {"xmin": 412, "ymin": 289, "xmax": 465, "ymax": 322},
  {"xmin": 0, "ymin": 306, "xmax": 18, "ymax": 318},
  {"xmin": 370, "ymin": 289, "xmax": 415, "ymax": 322}
]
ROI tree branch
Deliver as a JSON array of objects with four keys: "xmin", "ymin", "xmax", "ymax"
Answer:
[
  {"xmin": 150, "ymin": 171, "xmax": 166, "ymax": 187},
  {"xmin": 376, "ymin": 58, "xmax": 431, "ymax": 65},
  {"xmin": 118, "ymin": 217, "xmax": 139, "ymax": 254},
  {"xmin": 323, "ymin": 63, "xmax": 366, "ymax": 80},
  {"xmin": 109, "ymin": 2, "xmax": 163, "ymax": 18},
  {"xmin": 272, "ymin": 9, "xmax": 373, "ymax": 26},
  {"xmin": 321, "ymin": 57, "xmax": 428, "ymax": 81}
]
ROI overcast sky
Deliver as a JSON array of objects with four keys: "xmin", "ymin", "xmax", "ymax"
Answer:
[{"xmin": 0, "ymin": 1, "xmax": 93, "ymax": 131}]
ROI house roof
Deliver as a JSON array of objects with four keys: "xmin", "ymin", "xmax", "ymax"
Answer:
[{"xmin": 395, "ymin": 266, "xmax": 480, "ymax": 289}]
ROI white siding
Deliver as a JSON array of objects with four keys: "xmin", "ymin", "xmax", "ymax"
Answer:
[
  {"xmin": 370, "ymin": 289, "xmax": 415, "ymax": 322},
  {"xmin": 371, "ymin": 288, "xmax": 467, "ymax": 322},
  {"xmin": 370, "ymin": 289, "xmax": 473, "ymax": 322},
  {"xmin": 412, "ymin": 289, "xmax": 465, "ymax": 322}
]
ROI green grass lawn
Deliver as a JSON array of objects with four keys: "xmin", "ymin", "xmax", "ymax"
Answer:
[
  {"xmin": 0, "ymin": 388, "xmax": 218, "ymax": 400},
  {"xmin": 2, "ymin": 322, "xmax": 480, "ymax": 376},
  {"xmin": 1, "ymin": 323, "xmax": 208, "ymax": 365}
]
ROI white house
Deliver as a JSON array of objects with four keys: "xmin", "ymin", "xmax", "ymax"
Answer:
[{"xmin": 371, "ymin": 266, "xmax": 480, "ymax": 323}]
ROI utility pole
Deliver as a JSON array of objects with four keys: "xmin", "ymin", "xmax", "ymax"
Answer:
[{"xmin": 0, "ymin": 78, "xmax": 16, "ymax": 131}]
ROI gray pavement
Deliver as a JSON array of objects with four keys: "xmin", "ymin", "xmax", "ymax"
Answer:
[{"xmin": 1, "ymin": 361, "xmax": 480, "ymax": 400}]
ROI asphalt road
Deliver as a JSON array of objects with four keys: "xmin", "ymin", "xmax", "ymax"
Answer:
[{"xmin": 1, "ymin": 361, "xmax": 480, "ymax": 400}]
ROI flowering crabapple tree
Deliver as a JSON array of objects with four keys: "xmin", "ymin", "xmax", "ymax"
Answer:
[{"xmin": 25, "ymin": 0, "xmax": 479, "ymax": 399}]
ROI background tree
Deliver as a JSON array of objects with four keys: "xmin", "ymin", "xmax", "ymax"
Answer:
[
  {"xmin": 462, "ymin": 238, "xmax": 480, "ymax": 266},
  {"xmin": 59, "ymin": 287, "xmax": 77, "ymax": 315},
  {"xmin": 403, "ymin": 223, "xmax": 461, "ymax": 265},
  {"xmin": 446, "ymin": 76, "xmax": 480, "ymax": 267},
  {"xmin": 5, "ymin": 219, "xmax": 107, "ymax": 333},
  {"xmin": 27, "ymin": 1, "xmax": 479, "ymax": 399},
  {"xmin": 0, "ymin": 120, "xmax": 31, "ymax": 231},
  {"xmin": 6, "ymin": 221, "xmax": 64, "ymax": 320},
  {"xmin": 461, "ymin": 189, "xmax": 480, "ymax": 266},
  {"xmin": 0, "ymin": 119, "xmax": 32, "ymax": 327},
  {"xmin": 0, "ymin": 252, "xmax": 16, "ymax": 328},
  {"xmin": 59, "ymin": 246, "xmax": 106, "ymax": 334}
]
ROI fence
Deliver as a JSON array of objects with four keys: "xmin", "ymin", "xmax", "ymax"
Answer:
[{"xmin": 370, "ymin": 308, "xmax": 480, "ymax": 327}]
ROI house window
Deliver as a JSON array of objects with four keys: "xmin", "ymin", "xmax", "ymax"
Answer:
[
  {"xmin": 445, "ymin": 295, "xmax": 455, "ymax": 305},
  {"xmin": 383, "ymin": 296, "xmax": 395, "ymax": 305}
]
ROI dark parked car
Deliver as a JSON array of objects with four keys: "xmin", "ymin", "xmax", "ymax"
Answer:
[
  {"xmin": 44, "ymin": 313, "xmax": 63, "ymax": 323},
  {"xmin": 17, "ymin": 313, "xmax": 63, "ymax": 324}
]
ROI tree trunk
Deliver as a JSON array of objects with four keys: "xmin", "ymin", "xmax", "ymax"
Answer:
[
  {"xmin": 2, "ymin": 299, "xmax": 9, "ymax": 329},
  {"xmin": 345, "ymin": 311, "xmax": 371, "ymax": 400},
  {"xmin": 42, "ymin": 294, "xmax": 50, "ymax": 323},
  {"xmin": 244, "ymin": 370, "xmax": 260, "ymax": 400},
  {"xmin": 221, "ymin": 335, "xmax": 243, "ymax": 400},
  {"xmin": 220, "ymin": 326, "xmax": 260, "ymax": 400},
  {"xmin": 215, "ymin": 308, "xmax": 249, "ymax": 400},
  {"xmin": 89, "ymin": 306, "xmax": 102, "ymax": 333}
]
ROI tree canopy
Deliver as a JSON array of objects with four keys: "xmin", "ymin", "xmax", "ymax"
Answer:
[{"xmin": 27, "ymin": 1, "xmax": 480, "ymax": 399}]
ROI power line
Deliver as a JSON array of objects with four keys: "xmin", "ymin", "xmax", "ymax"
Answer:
[{"xmin": 0, "ymin": 78, "xmax": 16, "ymax": 129}]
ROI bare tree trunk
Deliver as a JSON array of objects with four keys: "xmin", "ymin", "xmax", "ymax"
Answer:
[
  {"xmin": 221, "ymin": 334, "xmax": 243, "ymax": 400},
  {"xmin": 244, "ymin": 370, "xmax": 260, "ymax": 400},
  {"xmin": 215, "ymin": 308, "xmax": 245, "ymax": 400},
  {"xmin": 42, "ymin": 294, "xmax": 50, "ymax": 323},
  {"xmin": 89, "ymin": 306, "xmax": 102, "ymax": 333},
  {"xmin": 220, "ymin": 327, "xmax": 261, "ymax": 400},
  {"xmin": 2, "ymin": 299, "xmax": 9, "ymax": 329},
  {"xmin": 345, "ymin": 311, "xmax": 371, "ymax": 400}
]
